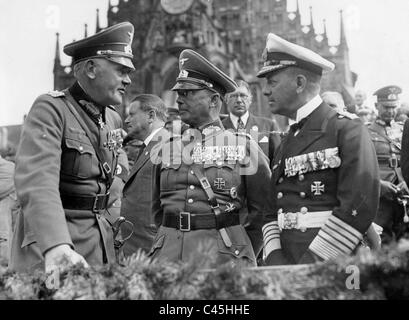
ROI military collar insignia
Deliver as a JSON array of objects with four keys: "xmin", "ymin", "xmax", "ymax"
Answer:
[
  {"xmin": 47, "ymin": 90, "xmax": 65, "ymax": 98},
  {"xmin": 284, "ymin": 147, "xmax": 341, "ymax": 177},
  {"xmin": 337, "ymin": 110, "xmax": 358, "ymax": 120},
  {"xmin": 180, "ymin": 58, "xmax": 189, "ymax": 65},
  {"xmin": 376, "ymin": 119, "xmax": 387, "ymax": 126}
]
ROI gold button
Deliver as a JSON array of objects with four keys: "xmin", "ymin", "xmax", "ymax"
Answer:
[
  {"xmin": 299, "ymin": 192, "xmax": 306, "ymax": 198},
  {"xmin": 235, "ymin": 250, "xmax": 240, "ymax": 256},
  {"xmin": 188, "ymin": 199, "xmax": 193, "ymax": 204},
  {"xmin": 190, "ymin": 170, "xmax": 194, "ymax": 175},
  {"xmin": 278, "ymin": 208, "xmax": 283, "ymax": 214},
  {"xmin": 300, "ymin": 207, "xmax": 308, "ymax": 214},
  {"xmin": 299, "ymin": 175, "xmax": 305, "ymax": 181},
  {"xmin": 278, "ymin": 177, "xmax": 284, "ymax": 184},
  {"xmin": 190, "ymin": 185, "xmax": 195, "ymax": 190},
  {"xmin": 277, "ymin": 192, "xmax": 283, "ymax": 199}
]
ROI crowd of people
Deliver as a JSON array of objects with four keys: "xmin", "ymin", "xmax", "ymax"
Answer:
[{"xmin": 1, "ymin": 21, "xmax": 409, "ymax": 274}]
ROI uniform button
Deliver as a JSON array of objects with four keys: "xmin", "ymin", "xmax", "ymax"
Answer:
[
  {"xmin": 166, "ymin": 163, "xmax": 170, "ymax": 167},
  {"xmin": 299, "ymin": 192, "xmax": 306, "ymax": 198},
  {"xmin": 188, "ymin": 199, "xmax": 194, "ymax": 204},
  {"xmin": 299, "ymin": 175, "xmax": 305, "ymax": 181},
  {"xmin": 235, "ymin": 250, "xmax": 240, "ymax": 256},
  {"xmin": 79, "ymin": 146, "xmax": 84, "ymax": 152},
  {"xmin": 189, "ymin": 185, "xmax": 195, "ymax": 190},
  {"xmin": 190, "ymin": 170, "xmax": 194, "ymax": 175},
  {"xmin": 277, "ymin": 192, "xmax": 283, "ymax": 199},
  {"xmin": 278, "ymin": 177, "xmax": 284, "ymax": 184}
]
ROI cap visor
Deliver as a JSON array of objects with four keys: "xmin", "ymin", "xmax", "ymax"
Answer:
[
  {"xmin": 256, "ymin": 64, "xmax": 287, "ymax": 78},
  {"xmin": 171, "ymin": 81, "xmax": 205, "ymax": 91},
  {"xmin": 106, "ymin": 56, "xmax": 135, "ymax": 70}
]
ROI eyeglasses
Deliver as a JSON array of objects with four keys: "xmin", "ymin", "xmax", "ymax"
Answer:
[{"xmin": 228, "ymin": 93, "xmax": 250, "ymax": 100}]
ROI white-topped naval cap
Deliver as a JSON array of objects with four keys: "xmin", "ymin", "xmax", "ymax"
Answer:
[{"xmin": 257, "ymin": 33, "xmax": 335, "ymax": 78}]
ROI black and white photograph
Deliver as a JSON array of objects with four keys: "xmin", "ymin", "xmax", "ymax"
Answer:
[{"xmin": 1, "ymin": 0, "xmax": 409, "ymax": 307}]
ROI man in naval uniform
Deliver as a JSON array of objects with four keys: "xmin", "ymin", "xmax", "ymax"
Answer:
[
  {"xmin": 149, "ymin": 49, "xmax": 284, "ymax": 267},
  {"xmin": 10, "ymin": 22, "xmax": 134, "ymax": 272},
  {"xmin": 368, "ymin": 86, "xmax": 408, "ymax": 242},
  {"xmin": 258, "ymin": 33, "xmax": 380, "ymax": 264}
]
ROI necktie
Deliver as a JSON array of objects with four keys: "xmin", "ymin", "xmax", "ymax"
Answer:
[
  {"xmin": 237, "ymin": 117, "xmax": 245, "ymax": 130},
  {"xmin": 135, "ymin": 142, "xmax": 146, "ymax": 161}
]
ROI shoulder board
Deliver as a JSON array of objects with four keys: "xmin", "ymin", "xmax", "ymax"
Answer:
[
  {"xmin": 47, "ymin": 90, "xmax": 65, "ymax": 98},
  {"xmin": 107, "ymin": 105, "xmax": 116, "ymax": 111},
  {"xmin": 337, "ymin": 110, "xmax": 359, "ymax": 120}
]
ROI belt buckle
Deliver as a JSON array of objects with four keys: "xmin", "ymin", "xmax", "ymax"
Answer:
[
  {"xmin": 179, "ymin": 212, "xmax": 191, "ymax": 232},
  {"xmin": 389, "ymin": 156, "xmax": 398, "ymax": 168},
  {"xmin": 282, "ymin": 212, "xmax": 299, "ymax": 230},
  {"xmin": 93, "ymin": 192, "xmax": 110, "ymax": 213}
]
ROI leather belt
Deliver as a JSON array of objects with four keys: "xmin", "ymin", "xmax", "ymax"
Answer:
[
  {"xmin": 61, "ymin": 193, "xmax": 110, "ymax": 212},
  {"xmin": 162, "ymin": 212, "xmax": 240, "ymax": 232},
  {"xmin": 377, "ymin": 156, "xmax": 399, "ymax": 168},
  {"xmin": 278, "ymin": 208, "xmax": 332, "ymax": 232}
]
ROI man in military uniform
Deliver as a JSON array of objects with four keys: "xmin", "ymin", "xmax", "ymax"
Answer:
[
  {"xmin": 258, "ymin": 33, "xmax": 380, "ymax": 264},
  {"xmin": 149, "ymin": 50, "xmax": 284, "ymax": 267},
  {"xmin": 368, "ymin": 86, "xmax": 408, "ymax": 242},
  {"xmin": 10, "ymin": 22, "xmax": 134, "ymax": 272}
]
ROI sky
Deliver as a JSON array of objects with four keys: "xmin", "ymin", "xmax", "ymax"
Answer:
[{"xmin": 1, "ymin": 0, "xmax": 409, "ymax": 126}]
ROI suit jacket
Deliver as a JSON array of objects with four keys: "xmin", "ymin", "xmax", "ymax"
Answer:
[
  {"xmin": 271, "ymin": 103, "xmax": 380, "ymax": 263},
  {"xmin": 222, "ymin": 113, "xmax": 280, "ymax": 162},
  {"xmin": 121, "ymin": 128, "xmax": 167, "ymax": 255},
  {"xmin": 9, "ymin": 86, "xmax": 124, "ymax": 272}
]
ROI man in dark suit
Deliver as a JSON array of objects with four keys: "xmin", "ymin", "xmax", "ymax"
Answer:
[
  {"xmin": 121, "ymin": 94, "xmax": 167, "ymax": 256},
  {"xmin": 222, "ymin": 80, "xmax": 280, "ymax": 162},
  {"xmin": 258, "ymin": 33, "xmax": 380, "ymax": 264}
]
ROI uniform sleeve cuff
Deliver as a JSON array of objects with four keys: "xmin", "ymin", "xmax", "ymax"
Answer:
[
  {"xmin": 309, "ymin": 215, "xmax": 363, "ymax": 260},
  {"xmin": 262, "ymin": 221, "xmax": 281, "ymax": 259}
]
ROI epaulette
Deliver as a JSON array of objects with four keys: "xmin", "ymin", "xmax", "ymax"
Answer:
[
  {"xmin": 337, "ymin": 110, "xmax": 359, "ymax": 120},
  {"xmin": 47, "ymin": 90, "xmax": 65, "ymax": 98}
]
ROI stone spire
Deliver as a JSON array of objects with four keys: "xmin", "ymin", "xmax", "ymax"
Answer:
[
  {"xmin": 84, "ymin": 23, "xmax": 88, "ymax": 38},
  {"xmin": 339, "ymin": 10, "xmax": 348, "ymax": 49},
  {"xmin": 309, "ymin": 6, "xmax": 315, "ymax": 34},
  {"xmin": 96, "ymin": 8, "xmax": 101, "ymax": 33}
]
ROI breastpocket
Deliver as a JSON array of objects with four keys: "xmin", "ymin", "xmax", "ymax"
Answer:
[
  {"xmin": 203, "ymin": 162, "xmax": 239, "ymax": 191},
  {"xmin": 61, "ymin": 136, "xmax": 96, "ymax": 179},
  {"xmin": 160, "ymin": 162, "xmax": 182, "ymax": 191}
]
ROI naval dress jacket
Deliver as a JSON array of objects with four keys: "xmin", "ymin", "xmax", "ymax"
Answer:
[
  {"xmin": 10, "ymin": 87, "xmax": 125, "ymax": 272},
  {"xmin": 149, "ymin": 120, "xmax": 279, "ymax": 267},
  {"xmin": 271, "ymin": 102, "xmax": 380, "ymax": 263}
]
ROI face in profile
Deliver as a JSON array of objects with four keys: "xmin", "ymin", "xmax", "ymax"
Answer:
[
  {"xmin": 125, "ymin": 101, "xmax": 150, "ymax": 141},
  {"xmin": 93, "ymin": 59, "xmax": 133, "ymax": 106},
  {"xmin": 226, "ymin": 85, "xmax": 252, "ymax": 117}
]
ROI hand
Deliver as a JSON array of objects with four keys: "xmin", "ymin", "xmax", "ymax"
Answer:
[
  {"xmin": 298, "ymin": 250, "xmax": 322, "ymax": 264},
  {"xmin": 44, "ymin": 244, "xmax": 89, "ymax": 273},
  {"xmin": 380, "ymin": 180, "xmax": 400, "ymax": 200},
  {"xmin": 397, "ymin": 181, "xmax": 409, "ymax": 195},
  {"xmin": 264, "ymin": 249, "xmax": 289, "ymax": 266}
]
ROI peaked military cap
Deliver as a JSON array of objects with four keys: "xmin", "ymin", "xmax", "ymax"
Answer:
[
  {"xmin": 64, "ymin": 22, "xmax": 135, "ymax": 70},
  {"xmin": 257, "ymin": 33, "xmax": 335, "ymax": 78},
  {"xmin": 374, "ymin": 85, "xmax": 402, "ymax": 106},
  {"xmin": 171, "ymin": 49, "xmax": 237, "ymax": 96}
]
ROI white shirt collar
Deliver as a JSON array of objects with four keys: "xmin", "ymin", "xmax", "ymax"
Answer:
[
  {"xmin": 229, "ymin": 111, "xmax": 249, "ymax": 129},
  {"xmin": 295, "ymin": 95, "xmax": 323, "ymax": 123},
  {"xmin": 143, "ymin": 127, "xmax": 162, "ymax": 146}
]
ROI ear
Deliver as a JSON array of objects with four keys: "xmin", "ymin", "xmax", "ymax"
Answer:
[
  {"xmin": 84, "ymin": 59, "xmax": 97, "ymax": 80},
  {"xmin": 295, "ymin": 74, "xmax": 307, "ymax": 94},
  {"xmin": 210, "ymin": 93, "xmax": 220, "ymax": 108},
  {"xmin": 147, "ymin": 109, "xmax": 156, "ymax": 123}
]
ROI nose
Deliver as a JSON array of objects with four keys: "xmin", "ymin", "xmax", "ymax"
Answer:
[
  {"xmin": 123, "ymin": 73, "xmax": 131, "ymax": 86},
  {"xmin": 262, "ymin": 85, "xmax": 271, "ymax": 97}
]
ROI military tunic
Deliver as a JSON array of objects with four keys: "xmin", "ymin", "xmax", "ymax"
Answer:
[
  {"xmin": 271, "ymin": 103, "xmax": 380, "ymax": 264},
  {"xmin": 10, "ymin": 83, "xmax": 125, "ymax": 272},
  {"xmin": 368, "ymin": 119, "xmax": 405, "ymax": 241},
  {"xmin": 149, "ymin": 120, "xmax": 277, "ymax": 267}
]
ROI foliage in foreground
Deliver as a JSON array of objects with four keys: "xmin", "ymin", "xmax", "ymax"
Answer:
[{"xmin": 1, "ymin": 241, "xmax": 408, "ymax": 300}]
